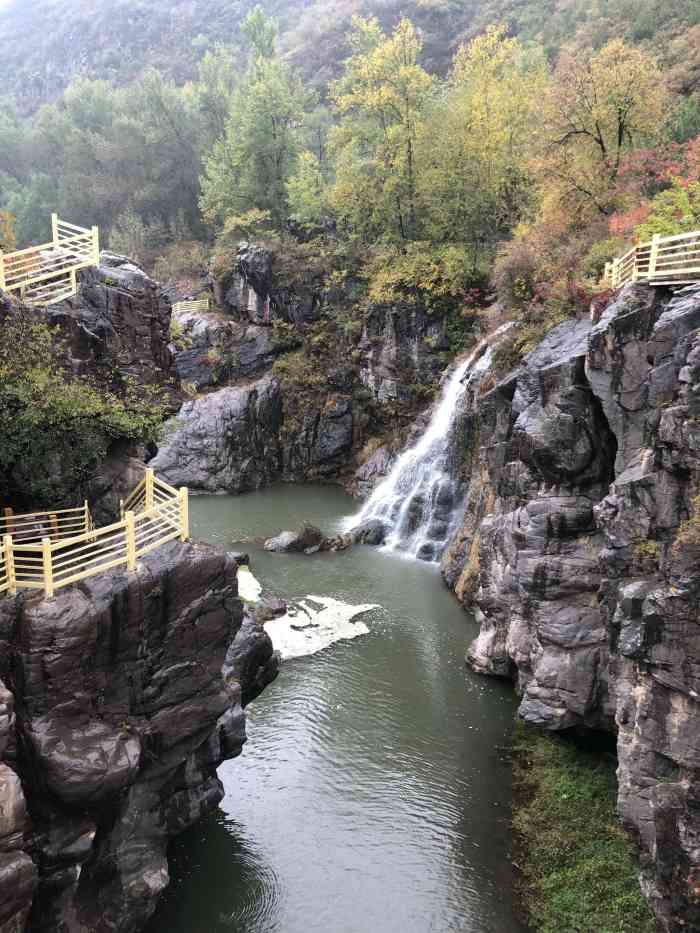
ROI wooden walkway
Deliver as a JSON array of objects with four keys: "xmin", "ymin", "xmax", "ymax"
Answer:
[
  {"xmin": 603, "ymin": 229, "xmax": 700, "ymax": 290},
  {"xmin": 0, "ymin": 214, "xmax": 100, "ymax": 306},
  {"xmin": 0, "ymin": 470, "xmax": 188, "ymax": 600}
]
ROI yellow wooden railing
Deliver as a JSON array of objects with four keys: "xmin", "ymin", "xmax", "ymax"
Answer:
[
  {"xmin": 0, "ymin": 470, "xmax": 188, "ymax": 600},
  {"xmin": 172, "ymin": 297, "xmax": 210, "ymax": 314},
  {"xmin": 603, "ymin": 229, "xmax": 700, "ymax": 290},
  {"xmin": 0, "ymin": 214, "xmax": 100, "ymax": 306}
]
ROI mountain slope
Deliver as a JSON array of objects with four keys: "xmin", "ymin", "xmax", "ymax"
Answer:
[{"xmin": 1, "ymin": 0, "xmax": 697, "ymax": 113}]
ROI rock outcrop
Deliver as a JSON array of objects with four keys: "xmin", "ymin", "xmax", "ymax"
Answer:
[
  {"xmin": 443, "ymin": 283, "xmax": 700, "ymax": 932},
  {"xmin": 171, "ymin": 309, "xmax": 278, "ymax": 391},
  {"xmin": 149, "ymin": 377, "xmax": 284, "ymax": 492},
  {"xmin": 149, "ymin": 374, "xmax": 360, "ymax": 491},
  {"xmin": 0, "ymin": 541, "xmax": 278, "ymax": 933}
]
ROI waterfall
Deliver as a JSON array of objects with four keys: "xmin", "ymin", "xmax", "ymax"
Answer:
[{"xmin": 350, "ymin": 336, "xmax": 498, "ymax": 562}]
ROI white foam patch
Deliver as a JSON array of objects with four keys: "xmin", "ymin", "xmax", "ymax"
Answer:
[
  {"xmin": 264, "ymin": 595, "xmax": 380, "ymax": 660},
  {"xmin": 237, "ymin": 566, "xmax": 263, "ymax": 603}
]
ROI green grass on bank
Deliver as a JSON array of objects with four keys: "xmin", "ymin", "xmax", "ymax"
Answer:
[{"xmin": 512, "ymin": 723, "xmax": 657, "ymax": 933}]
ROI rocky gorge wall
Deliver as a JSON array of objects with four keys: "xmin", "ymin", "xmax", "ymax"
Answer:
[
  {"xmin": 0, "ymin": 541, "xmax": 278, "ymax": 933},
  {"xmin": 442, "ymin": 283, "xmax": 700, "ymax": 932},
  {"xmin": 152, "ymin": 241, "xmax": 453, "ymax": 494}
]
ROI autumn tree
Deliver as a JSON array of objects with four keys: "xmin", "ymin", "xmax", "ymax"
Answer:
[
  {"xmin": 417, "ymin": 24, "xmax": 547, "ymax": 266},
  {"xmin": 326, "ymin": 16, "xmax": 434, "ymax": 242},
  {"xmin": 0, "ymin": 211, "xmax": 16, "ymax": 252},
  {"xmin": 539, "ymin": 39, "xmax": 670, "ymax": 222}
]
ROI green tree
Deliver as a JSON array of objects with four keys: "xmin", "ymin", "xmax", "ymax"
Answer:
[
  {"xmin": 200, "ymin": 10, "xmax": 313, "ymax": 227},
  {"xmin": 636, "ymin": 178, "xmax": 700, "ymax": 238}
]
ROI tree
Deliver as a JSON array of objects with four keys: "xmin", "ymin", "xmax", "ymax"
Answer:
[
  {"xmin": 417, "ymin": 24, "xmax": 547, "ymax": 266},
  {"xmin": 199, "ymin": 10, "xmax": 313, "ymax": 227},
  {"xmin": 539, "ymin": 40, "xmax": 670, "ymax": 221},
  {"xmin": 0, "ymin": 211, "xmax": 16, "ymax": 252},
  {"xmin": 328, "ymin": 16, "xmax": 434, "ymax": 243}
]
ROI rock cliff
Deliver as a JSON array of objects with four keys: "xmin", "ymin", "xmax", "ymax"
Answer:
[
  {"xmin": 0, "ymin": 541, "xmax": 278, "ymax": 933},
  {"xmin": 443, "ymin": 283, "xmax": 700, "ymax": 932}
]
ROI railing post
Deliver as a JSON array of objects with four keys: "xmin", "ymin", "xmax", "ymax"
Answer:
[
  {"xmin": 126, "ymin": 511, "xmax": 137, "ymax": 572},
  {"xmin": 648, "ymin": 233, "xmax": 661, "ymax": 281},
  {"xmin": 0, "ymin": 253, "xmax": 5, "ymax": 292},
  {"xmin": 51, "ymin": 213, "xmax": 59, "ymax": 248},
  {"xmin": 92, "ymin": 226, "xmax": 100, "ymax": 267},
  {"xmin": 42, "ymin": 537, "xmax": 54, "ymax": 600},
  {"xmin": 631, "ymin": 246, "xmax": 639, "ymax": 282},
  {"xmin": 611, "ymin": 258, "xmax": 620, "ymax": 289},
  {"xmin": 145, "ymin": 468, "xmax": 155, "ymax": 511},
  {"xmin": 4, "ymin": 508, "xmax": 14, "ymax": 537},
  {"xmin": 4, "ymin": 535, "xmax": 16, "ymax": 596},
  {"xmin": 179, "ymin": 488, "xmax": 189, "ymax": 542}
]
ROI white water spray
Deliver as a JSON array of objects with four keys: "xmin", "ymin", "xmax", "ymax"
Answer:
[{"xmin": 349, "ymin": 331, "xmax": 506, "ymax": 562}]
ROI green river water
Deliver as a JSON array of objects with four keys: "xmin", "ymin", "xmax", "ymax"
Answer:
[{"xmin": 148, "ymin": 484, "xmax": 525, "ymax": 933}]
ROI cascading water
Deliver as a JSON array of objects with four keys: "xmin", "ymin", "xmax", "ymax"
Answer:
[{"xmin": 350, "ymin": 336, "xmax": 499, "ymax": 562}]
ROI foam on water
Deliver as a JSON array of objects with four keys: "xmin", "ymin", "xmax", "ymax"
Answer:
[{"xmin": 264, "ymin": 595, "xmax": 380, "ymax": 660}]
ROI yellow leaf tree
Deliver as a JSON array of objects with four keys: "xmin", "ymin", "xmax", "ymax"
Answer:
[
  {"xmin": 539, "ymin": 39, "xmax": 670, "ymax": 223},
  {"xmin": 417, "ymin": 24, "xmax": 547, "ymax": 266},
  {"xmin": 328, "ymin": 16, "xmax": 434, "ymax": 242}
]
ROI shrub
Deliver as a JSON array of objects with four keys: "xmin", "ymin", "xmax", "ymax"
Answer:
[
  {"xmin": 583, "ymin": 238, "xmax": 625, "ymax": 281},
  {"xmin": 0, "ymin": 313, "xmax": 166, "ymax": 507},
  {"xmin": 492, "ymin": 239, "xmax": 541, "ymax": 308}
]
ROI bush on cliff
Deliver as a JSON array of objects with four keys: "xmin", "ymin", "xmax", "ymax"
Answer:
[
  {"xmin": 512, "ymin": 724, "xmax": 656, "ymax": 933},
  {"xmin": 0, "ymin": 313, "xmax": 166, "ymax": 508}
]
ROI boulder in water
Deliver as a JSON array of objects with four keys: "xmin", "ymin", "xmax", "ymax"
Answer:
[
  {"xmin": 351, "ymin": 519, "xmax": 387, "ymax": 546},
  {"xmin": 264, "ymin": 523, "xmax": 325, "ymax": 553}
]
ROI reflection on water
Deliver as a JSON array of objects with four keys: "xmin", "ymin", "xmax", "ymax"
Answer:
[{"xmin": 148, "ymin": 485, "xmax": 526, "ymax": 933}]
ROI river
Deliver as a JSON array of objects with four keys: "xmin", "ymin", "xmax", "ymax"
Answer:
[{"xmin": 148, "ymin": 484, "xmax": 525, "ymax": 933}]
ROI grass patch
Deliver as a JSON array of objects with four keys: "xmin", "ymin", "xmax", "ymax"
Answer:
[{"xmin": 512, "ymin": 723, "xmax": 656, "ymax": 933}]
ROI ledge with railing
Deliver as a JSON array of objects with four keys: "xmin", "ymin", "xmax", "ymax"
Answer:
[
  {"xmin": 0, "ymin": 470, "xmax": 189, "ymax": 601},
  {"xmin": 0, "ymin": 213, "xmax": 100, "ymax": 306},
  {"xmin": 602, "ymin": 229, "xmax": 700, "ymax": 290}
]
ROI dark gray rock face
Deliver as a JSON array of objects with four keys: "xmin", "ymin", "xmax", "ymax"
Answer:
[
  {"xmin": 149, "ymin": 375, "xmax": 358, "ymax": 491},
  {"xmin": 0, "ymin": 541, "xmax": 278, "ymax": 933},
  {"xmin": 172, "ymin": 310, "xmax": 278, "ymax": 390},
  {"xmin": 443, "ymin": 283, "xmax": 700, "ymax": 931},
  {"xmin": 0, "ymin": 254, "xmax": 178, "ymax": 516},
  {"xmin": 0, "ymin": 680, "xmax": 38, "ymax": 933},
  {"xmin": 49, "ymin": 252, "xmax": 176, "ymax": 392},
  {"xmin": 359, "ymin": 304, "xmax": 450, "ymax": 403},
  {"xmin": 149, "ymin": 376, "xmax": 284, "ymax": 492},
  {"xmin": 214, "ymin": 243, "xmax": 322, "ymax": 328}
]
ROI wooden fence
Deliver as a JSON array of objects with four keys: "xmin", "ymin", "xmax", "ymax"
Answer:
[
  {"xmin": 172, "ymin": 297, "xmax": 210, "ymax": 314},
  {"xmin": 0, "ymin": 214, "xmax": 100, "ymax": 306},
  {"xmin": 0, "ymin": 470, "xmax": 188, "ymax": 600},
  {"xmin": 603, "ymin": 229, "xmax": 700, "ymax": 290}
]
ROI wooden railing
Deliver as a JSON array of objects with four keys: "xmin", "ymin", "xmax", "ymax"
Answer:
[
  {"xmin": 172, "ymin": 297, "xmax": 210, "ymax": 314},
  {"xmin": 0, "ymin": 214, "xmax": 100, "ymax": 306},
  {"xmin": 0, "ymin": 470, "xmax": 188, "ymax": 600},
  {"xmin": 603, "ymin": 229, "xmax": 700, "ymax": 290}
]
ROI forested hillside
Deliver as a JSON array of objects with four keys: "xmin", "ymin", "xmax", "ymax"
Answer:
[
  {"xmin": 0, "ymin": 0, "xmax": 699, "ymax": 360},
  {"xmin": 1, "ymin": 0, "xmax": 698, "ymax": 113}
]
